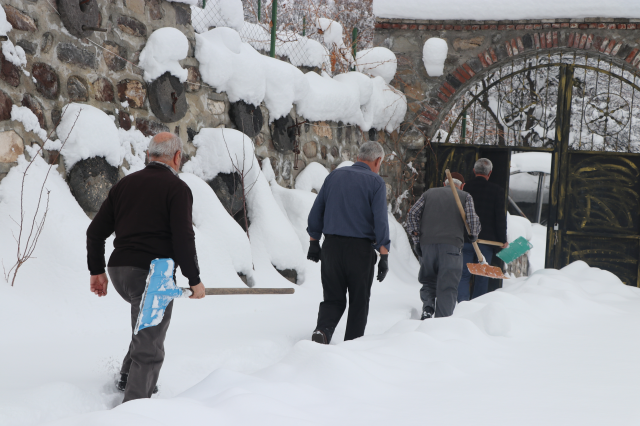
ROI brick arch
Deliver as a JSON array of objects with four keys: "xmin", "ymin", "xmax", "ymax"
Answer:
[
  {"xmin": 423, "ymin": 33, "xmax": 640, "ymax": 137},
  {"xmin": 373, "ymin": 19, "xmax": 640, "ymax": 139}
]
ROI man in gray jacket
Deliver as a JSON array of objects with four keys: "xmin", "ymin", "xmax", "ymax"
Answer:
[{"xmin": 405, "ymin": 173, "xmax": 481, "ymax": 319}]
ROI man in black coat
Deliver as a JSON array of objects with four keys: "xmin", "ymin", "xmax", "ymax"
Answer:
[
  {"xmin": 87, "ymin": 132, "xmax": 205, "ymax": 402},
  {"xmin": 457, "ymin": 158, "xmax": 508, "ymax": 302}
]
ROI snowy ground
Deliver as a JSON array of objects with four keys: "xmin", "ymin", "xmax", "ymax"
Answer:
[{"xmin": 2, "ymin": 153, "xmax": 640, "ymax": 426}]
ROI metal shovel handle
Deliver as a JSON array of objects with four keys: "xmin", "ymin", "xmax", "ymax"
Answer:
[
  {"xmin": 445, "ymin": 169, "xmax": 485, "ymax": 264},
  {"xmin": 184, "ymin": 287, "xmax": 295, "ymax": 296}
]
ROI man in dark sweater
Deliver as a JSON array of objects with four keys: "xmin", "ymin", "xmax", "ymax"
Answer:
[
  {"xmin": 86, "ymin": 132, "xmax": 204, "ymax": 402},
  {"xmin": 306, "ymin": 141, "xmax": 390, "ymax": 344},
  {"xmin": 457, "ymin": 158, "xmax": 508, "ymax": 302}
]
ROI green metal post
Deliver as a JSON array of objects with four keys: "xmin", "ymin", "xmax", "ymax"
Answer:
[
  {"xmin": 303, "ymin": 16, "xmax": 306, "ymax": 36},
  {"xmin": 257, "ymin": 0, "xmax": 261, "ymax": 22},
  {"xmin": 202, "ymin": 0, "xmax": 206, "ymax": 8},
  {"xmin": 351, "ymin": 27, "xmax": 358, "ymax": 70},
  {"xmin": 461, "ymin": 103, "xmax": 467, "ymax": 144},
  {"xmin": 270, "ymin": 0, "xmax": 277, "ymax": 58}
]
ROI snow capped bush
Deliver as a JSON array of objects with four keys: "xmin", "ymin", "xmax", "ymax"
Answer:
[
  {"xmin": 357, "ymin": 47, "xmax": 397, "ymax": 84},
  {"xmin": 55, "ymin": 103, "xmax": 122, "ymax": 172},
  {"xmin": 138, "ymin": 27, "xmax": 189, "ymax": 83},
  {"xmin": 423, "ymin": 38, "xmax": 448, "ymax": 77}
]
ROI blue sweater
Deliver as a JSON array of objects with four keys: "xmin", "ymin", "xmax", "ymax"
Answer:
[{"xmin": 307, "ymin": 162, "xmax": 390, "ymax": 251}]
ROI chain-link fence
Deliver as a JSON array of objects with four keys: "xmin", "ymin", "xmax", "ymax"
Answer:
[{"xmin": 191, "ymin": 0, "xmax": 331, "ymax": 71}]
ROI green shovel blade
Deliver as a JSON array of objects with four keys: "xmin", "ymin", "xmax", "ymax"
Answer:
[{"xmin": 497, "ymin": 236, "xmax": 533, "ymax": 264}]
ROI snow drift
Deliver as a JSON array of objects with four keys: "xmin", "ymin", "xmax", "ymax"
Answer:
[{"xmin": 183, "ymin": 128, "xmax": 307, "ymax": 282}]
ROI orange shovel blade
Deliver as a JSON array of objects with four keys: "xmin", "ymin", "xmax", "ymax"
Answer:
[{"xmin": 467, "ymin": 263, "xmax": 510, "ymax": 279}]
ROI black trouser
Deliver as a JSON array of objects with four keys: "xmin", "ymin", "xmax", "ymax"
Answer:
[
  {"xmin": 316, "ymin": 235, "xmax": 377, "ymax": 342},
  {"xmin": 108, "ymin": 266, "xmax": 174, "ymax": 403}
]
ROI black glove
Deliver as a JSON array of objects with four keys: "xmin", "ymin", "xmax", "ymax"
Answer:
[
  {"xmin": 377, "ymin": 254, "xmax": 389, "ymax": 282},
  {"xmin": 412, "ymin": 243, "xmax": 422, "ymax": 259},
  {"xmin": 307, "ymin": 240, "xmax": 321, "ymax": 263},
  {"xmin": 469, "ymin": 234, "xmax": 478, "ymax": 243}
]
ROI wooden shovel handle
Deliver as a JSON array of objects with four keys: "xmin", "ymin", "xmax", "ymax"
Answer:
[
  {"xmin": 477, "ymin": 239, "xmax": 505, "ymax": 247},
  {"xmin": 203, "ymin": 288, "xmax": 295, "ymax": 295},
  {"xmin": 445, "ymin": 169, "xmax": 485, "ymax": 263}
]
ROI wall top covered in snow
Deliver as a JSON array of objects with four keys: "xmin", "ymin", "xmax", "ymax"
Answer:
[{"xmin": 373, "ymin": 0, "xmax": 640, "ymax": 21}]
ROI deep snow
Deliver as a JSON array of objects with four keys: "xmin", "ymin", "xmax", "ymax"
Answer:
[{"xmin": 1, "ymin": 150, "xmax": 639, "ymax": 426}]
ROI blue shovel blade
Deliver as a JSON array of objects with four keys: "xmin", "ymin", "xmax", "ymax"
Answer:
[
  {"xmin": 496, "ymin": 236, "xmax": 533, "ymax": 265},
  {"xmin": 134, "ymin": 258, "xmax": 183, "ymax": 335}
]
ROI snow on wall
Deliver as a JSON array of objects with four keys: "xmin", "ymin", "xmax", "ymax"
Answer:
[
  {"xmin": 423, "ymin": 38, "xmax": 448, "ymax": 77},
  {"xmin": 180, "ymin": 173, "xmax": 255, "ymax": 287},
  {"xmin": 239, "ymin": 22, "xmax": 331, "ymax": 70},
  {"xmin": 55, "ymin": 103, "xmax": 123, "ymax": 172},
  {"xmin": 195, "ymin": 27, "xmax": 310, "ymax": 122},
  {"xmin": 373, "ymin": 0, "xmax": 640, "ymax": 20},
  {"xmin": 357, "ymin": 47, "xmax": 397, "ymax": 84},
  {"xmin": 191, "ymin": 0, "xmax": 244, "ymax": 33},
  {"xmin": 138, "ymin": 28, "xmax": 189, "ymax": 83},
  {"xmin": 118, "ymin": 128, "xmax": 150, "ymax": 175},
  {"xmin": 294, "ymin": 162, "xmax": 329, "ymax": 193},
  {"xmin": 11, "ymin": 105, "xmax": 48, "ymax": 141},
  {"xmin": 0, "ymin": 6, "xmax": 26, "ymax": 69},
  {"xmin": 182, "ymin": 128, "xmax": 306, "ymax": 281},
  {"xmin": 195, "ymin": 27, "xmax": 406, "ymax": 131}
]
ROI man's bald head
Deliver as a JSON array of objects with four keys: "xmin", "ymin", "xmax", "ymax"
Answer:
[{"xmin": 148, "ymin": 132, "xmax": 183, "ymax": 160}]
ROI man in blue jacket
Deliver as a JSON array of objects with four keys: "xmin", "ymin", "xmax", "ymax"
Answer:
[{"xmin": 307, "ymin": 141, "xmax": 390, "ymax": 344}]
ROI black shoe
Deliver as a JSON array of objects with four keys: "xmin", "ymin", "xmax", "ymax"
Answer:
[
  {"xmin": 311, "ymin": 329, "xmax": 328, "ymax": 344},
  {"xmin": 116, "ymin": 373, "xmax": 158, "ymax": 394},
  {"xmin": 421, "ymin": 307, "xmax": 434, "ymax": 320}
]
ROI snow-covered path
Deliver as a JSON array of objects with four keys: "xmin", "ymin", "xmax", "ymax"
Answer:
[
  {"xmin": 2, "ymin": 154, "xmax": 640, "ymax": 426},
  {"xmin": 2, "ymin": 258, "xmax": 640, "ymax": 426}
]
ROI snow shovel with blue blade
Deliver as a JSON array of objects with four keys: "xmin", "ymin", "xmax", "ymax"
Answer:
[
  {"xmin": 134, "ymin": 258, "xmax": 295, "ymax": 335},
  {"xmin": 495, "ymin": 236, "xmax": 533, "ymax": 264}
]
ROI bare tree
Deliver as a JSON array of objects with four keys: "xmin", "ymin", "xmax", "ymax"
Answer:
[
  {"xmin": 221, "ymin": 130, "xmax": 261, "ymax": 238},
  {"xmin": 3, "ymin": 107, "xmax": 81, "ymax": 286}
]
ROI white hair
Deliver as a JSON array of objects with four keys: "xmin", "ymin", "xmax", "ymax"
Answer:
[
  {"xmin": 148, "ymin": 134, "xmax": 183, "ymax": 159},
  {"xmin": 357, "ymin": 141, "xmax": 385, "ymax": 162},
  {"xmin": 474, "ymin": 158, "xmax": 493, "ymax": 175},
  {"xmin": 444, "ymin": 178, "xmax": 463, "ymax": 188}
]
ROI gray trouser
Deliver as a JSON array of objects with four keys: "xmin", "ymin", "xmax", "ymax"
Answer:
[
  {"xmin": 108, "ymin": 266, "xmax": 174, "ymax": 402},
  {"xmin": 418, "ymin": 243, "xmax": 463, "ymax": 318}
]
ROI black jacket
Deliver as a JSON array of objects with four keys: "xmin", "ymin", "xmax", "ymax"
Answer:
[
  {"xmin": 86, "ymin": 163, "xmax": 201, "ymax": 286},
  {"xmin": 463, "ymin": 176, "xmax": 508, "ymax": 244}
]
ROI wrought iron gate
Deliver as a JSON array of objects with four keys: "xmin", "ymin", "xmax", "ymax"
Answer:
[{"xmin": 430, "ymin": 50, "xmax": 640, "ymax": 286}]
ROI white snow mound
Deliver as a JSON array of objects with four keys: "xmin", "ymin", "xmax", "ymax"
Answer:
[
  {"xmin": 56, "ymin": 103, "xmax": 122, "ymax": 172},
  {"xmin": 138, "ymin": 27, "xmax": 189, "ymax": 83},
  {"xmin": 423, "ymin": 38, "xmax": 448, "ymax": 77},
  {"xmin": 357, "ymin": 47, "xmax": 398, "ymax": 84},
  {"xmin": 183, "ymin": 128, "xmax": 306, "ymax": 281}
]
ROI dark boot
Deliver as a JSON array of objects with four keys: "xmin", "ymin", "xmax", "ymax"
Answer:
[
  {"xmin": 311, "ymin": 329, "xmax": 329, "ymax": 344},
  {"xmin": 421, "ymin": 306, "xmax": 434, "ymax": 320},
  {"xmin": 116, "ymin": 373, "xmax": 158, "ymax": 394}
]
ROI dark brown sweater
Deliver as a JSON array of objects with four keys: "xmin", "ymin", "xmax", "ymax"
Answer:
[{"xmin": 86, "ymin": 163, "xmax": 201, "ymax": 286}]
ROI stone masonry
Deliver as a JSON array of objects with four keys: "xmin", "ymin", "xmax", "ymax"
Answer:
[{"xmin": 0, "ymin": 0, "xmax": 395, "ymax": 211}]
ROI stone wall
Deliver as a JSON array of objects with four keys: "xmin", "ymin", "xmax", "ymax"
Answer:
[{"xmin": 0, "ymin": 0, "xmax": 400, "ymax": 217}]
